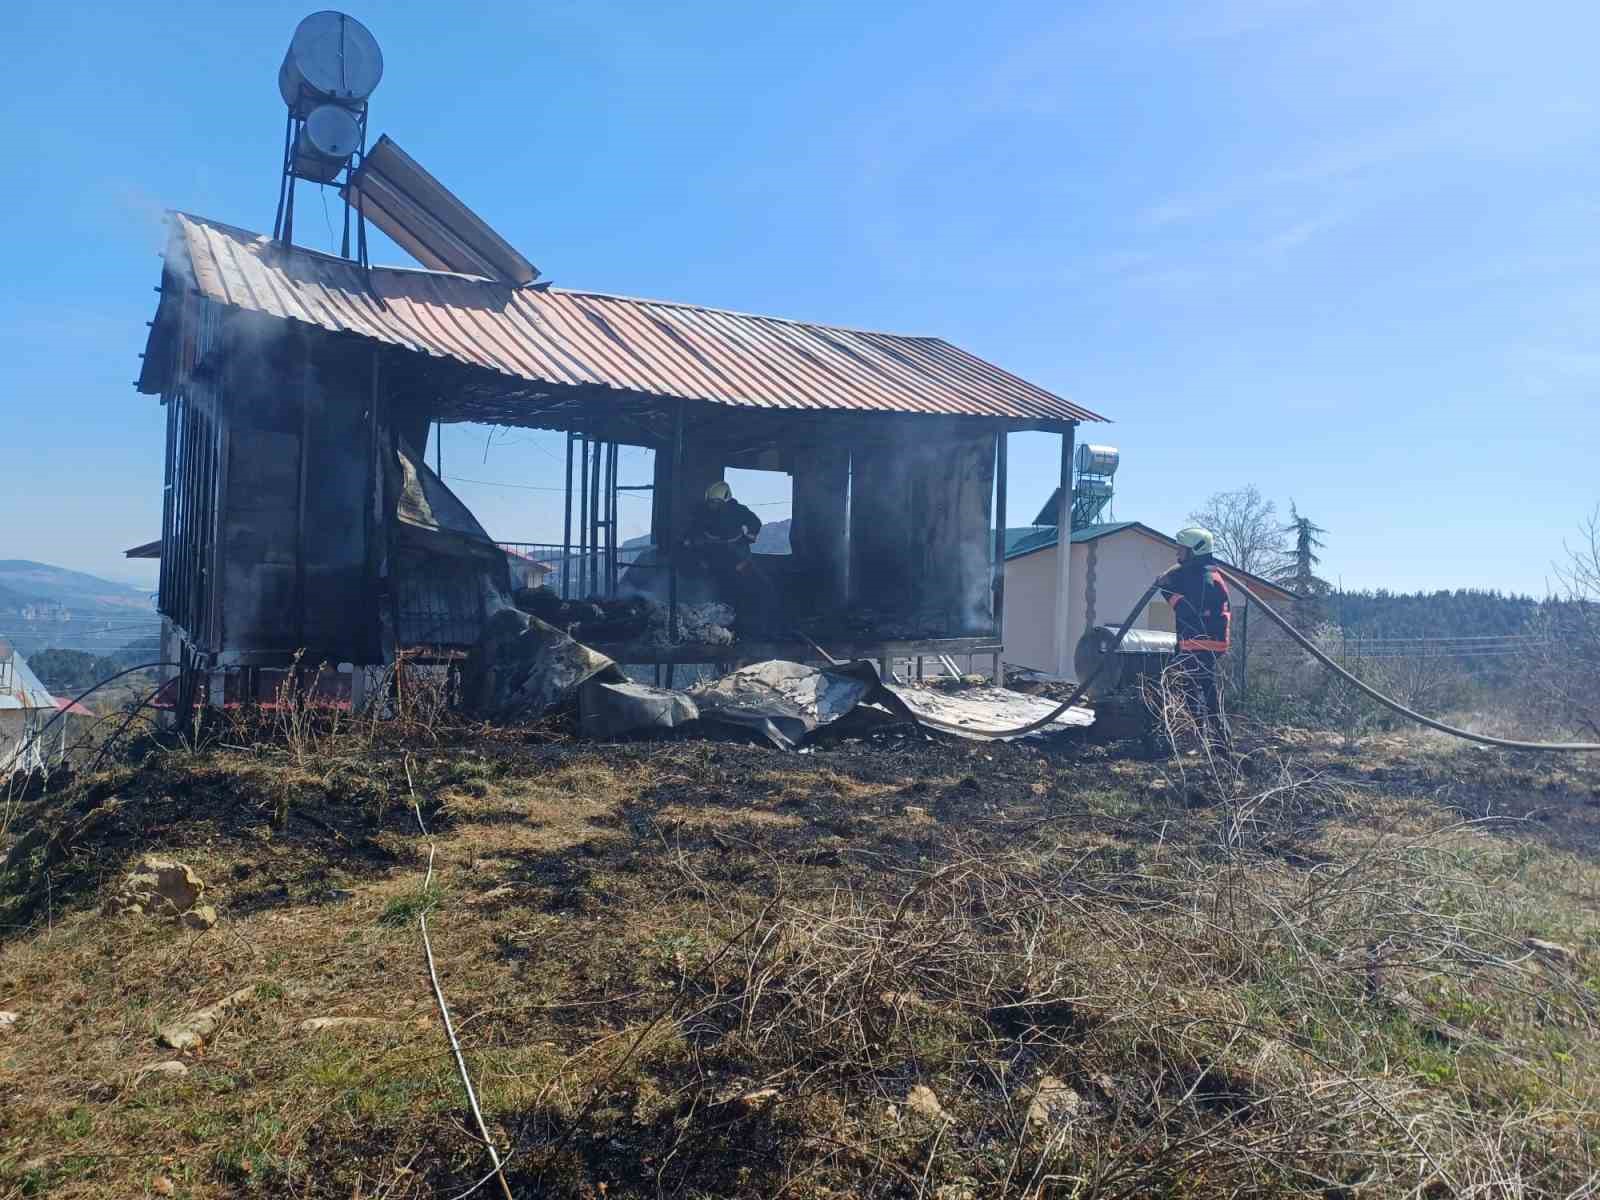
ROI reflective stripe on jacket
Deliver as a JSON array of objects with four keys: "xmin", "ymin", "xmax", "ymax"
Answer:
[{"xmin": 1157, "ymin": 557, "xmax": 1231, "ymax": 653}]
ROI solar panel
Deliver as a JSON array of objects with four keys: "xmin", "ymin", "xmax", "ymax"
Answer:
[{"xmin": 343, "ymin": 135, "xmax": 539, "ymax": 285}]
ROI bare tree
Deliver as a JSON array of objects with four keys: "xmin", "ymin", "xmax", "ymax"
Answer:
[
  {"xmin": 1188, "ymin": 485, "xmax": 1286, "ymax": 575},
  {"xmin": 1189, "ymin": 487, "xmax": 1290, "ymax": 696},
  {"xmin": 1528, "ymin": 506, "xmax": 1600, "ymax": 738}
]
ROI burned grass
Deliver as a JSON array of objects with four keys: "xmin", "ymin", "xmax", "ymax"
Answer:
[{"xmin": 2, "ymin": 726, "xmax": 1598, "ymax": 1197}]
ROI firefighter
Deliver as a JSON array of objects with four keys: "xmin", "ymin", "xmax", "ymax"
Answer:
[
  {"xmin": 1156, "ymin": 526, "xmax": 1233, "ymax": 751},
  {"xmin": 684, "ymin": 481, "xmax": 768, "ymax": 631}
]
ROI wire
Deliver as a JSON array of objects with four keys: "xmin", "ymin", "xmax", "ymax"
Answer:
[
  {"xmin": 404, "ymin": 759, "xmax": 516, "ymax": 1200},
  {"xmin": 320, "ymin": 185, "xmax": 337, "ymax": 253},
  {"xmin": 7, "ymin": 661, "xmax": 179, "ymax": 770},
  {"xmin": 446, "ymin": 475, "xmax": 570, "ymax": 493}
]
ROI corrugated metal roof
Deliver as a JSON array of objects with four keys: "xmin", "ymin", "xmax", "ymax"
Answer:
[
  {"xmin": 151, "ymin": 213, "xmax": 1105, "ymax": 424},
  {"xmin": 0, "ymin": 649, "xmax": 58, "ymax": 712},
  {"xmin": 1003, "ymin": 523, "xmax": 1297, "ymax": 600},
  {"xmin": 1004, "ymin": 522, "xmax": 1140, "ymax": 558}
]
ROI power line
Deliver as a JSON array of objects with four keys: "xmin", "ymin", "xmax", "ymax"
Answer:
[{"xmin": 446, "ymin": 475, "xmax": 568, "ymax": 493}]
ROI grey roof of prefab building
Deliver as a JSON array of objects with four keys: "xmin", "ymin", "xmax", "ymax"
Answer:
[
  {"xmin": 1003, "ymin": 522, "xmax": 1140, "ymax": 559},
  {"xmin": 1003, "ymin": 523, "xmax": 1297, "ymax": 601}
]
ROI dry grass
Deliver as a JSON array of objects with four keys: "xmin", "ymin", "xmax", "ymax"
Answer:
[{"xmin": 1, "ymin": 717, "xmax": 1598, "ymax": 1198}]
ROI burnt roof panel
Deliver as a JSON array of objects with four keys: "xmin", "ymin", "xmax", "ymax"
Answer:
[{"xmin": 145, "ymin": 213, "xmax": 1107, "ymax": 424}]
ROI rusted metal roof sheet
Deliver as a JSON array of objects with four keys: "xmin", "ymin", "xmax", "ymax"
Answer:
[{"xmin": 152, "ymin": 213, "xmax": 1105, "ymax": 424}]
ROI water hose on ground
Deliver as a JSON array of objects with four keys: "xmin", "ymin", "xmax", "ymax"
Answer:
[
  {"xmin": 1213, "ymin": 567, "xmax": 1600, "ymax": 754},
  {"xmin": 905, "ymin": 581, "xmax": 1167, "ymax": 739},
  {"xmin": 900, "ymin": 571, "xmax": 1600, "ymax": 751}
]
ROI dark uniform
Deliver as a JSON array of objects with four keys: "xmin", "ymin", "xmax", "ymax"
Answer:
[
  {"xmin": 1156, "ymin": 554, "xmax": 1233, "ymax": 748},
  {"xmin": 686, "ymin": 495, "xmax": 766, "ymax": 632},
  {"xmin": 690, "ymin": 497, "xmax": 763, "ymax": 547}
]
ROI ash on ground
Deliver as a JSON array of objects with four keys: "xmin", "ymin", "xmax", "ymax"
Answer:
[
  {"xmin": 651, "ymin": 602, "xmax": 736, "ymax": 647},
  {"xmin": 512, "ymin": 586, "xmax": 735, "ymax": 647}
]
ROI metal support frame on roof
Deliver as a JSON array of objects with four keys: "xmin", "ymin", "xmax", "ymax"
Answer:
[{"xmin": 272, "ymin": 83, "xmax": 370, "ymax": 256}]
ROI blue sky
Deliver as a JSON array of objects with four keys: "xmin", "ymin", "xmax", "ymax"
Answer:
[{"xmin": 3, "ymin": 0, "xmax": 1596, "ymax": 595}]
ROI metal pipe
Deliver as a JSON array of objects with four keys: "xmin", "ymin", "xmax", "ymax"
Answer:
[
  {"xmin": 562, "ymin": 432, "xmax": 574, "ymax": 599},
  {"xmin": 667, "ymin": 399, "xmax": 687, "ymax": 679},
  {"xmin": 578, "ymin": 433, "xmax": 590, "ymax": 598},
  {"xmin": 604, "ymin": 440, "xmax": 616, "ymax": 595},
  {"xmin": 1053, "ymin": 422, "xmax": 1075, "ymax": 676},
  {"xmin": 273, "ymin": 110, "xmax": 294, "ymax": 241},
  {"xmin": 991, "ymin": 427, "xmax": 1008, "ymax": 640},
  {"xmin": 589, "ymin": 431, "xmax": 602, "ymax": 597}
]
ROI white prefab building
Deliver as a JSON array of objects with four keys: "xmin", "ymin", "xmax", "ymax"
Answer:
[
  {"xmin": 1002, "ymin": 522, "xmax": 1294, "ymax": 678},
  {"xmin": 0, "ymin": 645, "xmax": 63, "ymax": 775}
]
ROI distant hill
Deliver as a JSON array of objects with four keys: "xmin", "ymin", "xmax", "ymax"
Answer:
[
  {"xmin": 0, "ymin": 560, "xmax": 153, "ymax": 614},
  {"xmin": 0, "ymin": 560, "xmax": 158, "ymax": 658},
  {"xmin": 1333, "ymin": 588, "xmax": 1542, "ymax": 640},
  {"xmin": 622, "ymin": 518, "xmax": 791, "ymax": 556}
]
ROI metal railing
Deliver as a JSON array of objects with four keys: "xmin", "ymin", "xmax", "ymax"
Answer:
[{"xmin": 497, "ymin": 541, "xmax": 663, "ymax": 600}]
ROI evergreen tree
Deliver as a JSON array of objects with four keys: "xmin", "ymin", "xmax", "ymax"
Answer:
[{"xmin": 1277, "ymin": 502, "xmax": 1331, "ymax": 616}]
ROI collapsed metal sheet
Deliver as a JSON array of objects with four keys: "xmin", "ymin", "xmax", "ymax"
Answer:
[
  {"xmin": 689, "ymin": 659, "xmax": 921, "ymax": 750},
  {"xmin": 883, "ymin": 684, "xmax": 1095, "ymax": 740},
  {"xmin": 460, "ymin": 603, "xmax": 623, "ymax": 720},
  {"xmin": 579, "ymin": 680, "xmax": 698, "ymax": 739}
]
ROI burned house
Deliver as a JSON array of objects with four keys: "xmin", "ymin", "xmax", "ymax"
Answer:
[{"xmin": 136, "ymin": 208, "xmax": 1105, "ymax": 693}]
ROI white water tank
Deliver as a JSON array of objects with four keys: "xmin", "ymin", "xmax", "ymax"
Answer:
[
  {"xmin": 293, "ymin": 104, "xmax": 363, "ymax": 181},
  {"xmin": 1075, "ymin": 444, "xmax": 1120, "ymax": 477},
  {"xmin": 279, "ymin": 11, "xmax": 384, "ymax": 117}
]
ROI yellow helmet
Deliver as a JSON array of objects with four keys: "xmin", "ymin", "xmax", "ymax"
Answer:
[
  {"xmin": 1174, "ymin": 526, "xmax": 1215, "ymax": 556},
  {"xmin": 704, "ymin": 481, "xmax": 732, "ymax": 503}
]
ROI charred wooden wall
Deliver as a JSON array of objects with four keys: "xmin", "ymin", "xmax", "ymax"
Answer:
[
  {"xmin": 159, "ymin": 305, "xmax": 383, "ymax": 666},
  {"xmin": 640, "ymin": 407, "xmax": 998, "ymax": 635},
  {"xmin": 849, "ymin": 425, "xmax": 996, "ymax": 633}
]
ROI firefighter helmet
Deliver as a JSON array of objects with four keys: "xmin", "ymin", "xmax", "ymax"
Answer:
[
  {"xmin": 704, "ymin": 481, "xmax": 732, "ymax": 503},
  {"xmin": 1174, "ymin": 526, "xmax": 1215, "ymax": 556}
]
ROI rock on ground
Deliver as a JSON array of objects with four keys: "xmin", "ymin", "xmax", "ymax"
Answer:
[
  {"xmin": 906, "ymin": 1084, "xmax": 948, "ymax": 1123},
  {"xmin": 103, "ymin": 857, "xmax": 211, "ymax": 926},
  {"xmin": 157, "ymin": 986, "xmax": 257, "ymax": 1050},
  {"xmin": 298, "ymin": 1016, "xmax": 393, "ymax": 1034},
  {"xmin": 132, "ymin": 1060, "xmax": 190, "ymax": 1084},
  {"xmin": 1026, "ymin": 1075, "xmax": 1082, "ymax": 1128},
  {"xmin": 181, "ymin": 904, "xmax": 219, "ymax": 930}
]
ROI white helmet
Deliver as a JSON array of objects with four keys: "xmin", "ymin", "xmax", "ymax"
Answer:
[{"xmin": 1175, "ymin": 526, "xmax": 1215, "ymax": 556}]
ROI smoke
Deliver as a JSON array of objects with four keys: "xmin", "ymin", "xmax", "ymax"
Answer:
[{"xmin": 116, "ymin": 182, "xmax": 197, "ymax": 293}]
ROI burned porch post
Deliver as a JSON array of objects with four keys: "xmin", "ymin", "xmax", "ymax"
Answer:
[
  {"xmin": 582, "ymin": 428, "xmax": 595, "ymax": 601},
  {"xmin": 992, "ymin": 428, "xmax": 1007, "ymax": 684},
  {"xmin": 1053, "ymin": 422, "xmax": 1076, "ymax": 678},
  {"xmin": 790, "ymin": 445, "xmax": 850, "ymax": 615},
  {"xmin": 562, "ymin": 431, "xmax": 574, "ymax": 599}
]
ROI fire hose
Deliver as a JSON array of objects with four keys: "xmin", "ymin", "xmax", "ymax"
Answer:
[
  {"xmin": 900, "ymin": 572, "xmax": 1600, "ymax": 751},
  {"xmin": 1214, "ymin": 567, "xmax": 1600, "ymax": 753}
]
